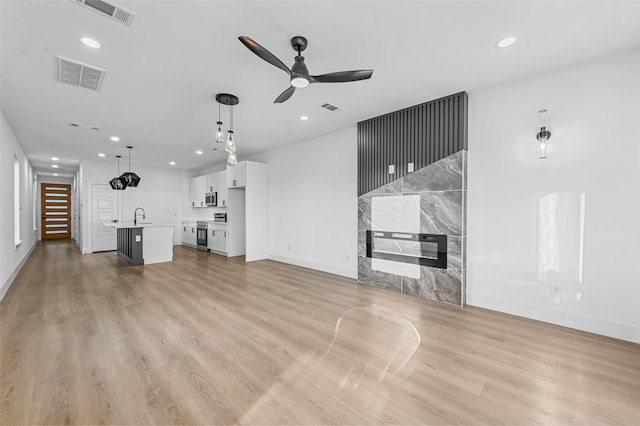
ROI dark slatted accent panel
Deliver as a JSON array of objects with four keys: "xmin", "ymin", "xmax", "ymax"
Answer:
[{"xmin": 357, "ymin": 91, "xmax": 468, "ymax": 196}]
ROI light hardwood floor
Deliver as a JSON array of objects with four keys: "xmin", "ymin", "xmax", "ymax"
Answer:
[{"xmin": 1, "ymin": 240, "xmax": 638, "ymax": 425}]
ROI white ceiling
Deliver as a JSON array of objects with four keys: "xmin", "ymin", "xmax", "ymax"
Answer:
[{"xmin": 2, "ymin": 1, "xmax": 640, "ymax": 177}]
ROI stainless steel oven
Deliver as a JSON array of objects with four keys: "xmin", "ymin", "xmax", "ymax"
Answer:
[{"xmin": 196, "ymin": 221, "xmax": 208, "ymax": 251}]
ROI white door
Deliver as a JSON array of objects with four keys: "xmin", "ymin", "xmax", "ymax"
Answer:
[{"xmin": 91, "ymin": 183, "xmax": 118, "ymax": 252}]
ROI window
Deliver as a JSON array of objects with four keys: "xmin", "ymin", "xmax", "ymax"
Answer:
[
  {"xmin": 14, "ymin": 156, "xmax": 21, "ymax": 246},
  {"xmin": 33, "ymin": 177, "xmax": 38, "ymax": 231}
]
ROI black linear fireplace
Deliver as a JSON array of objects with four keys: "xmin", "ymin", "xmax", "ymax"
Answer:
[{"xmin": 366, "ymin": 231, "xmax": 447, "ymax": 269}]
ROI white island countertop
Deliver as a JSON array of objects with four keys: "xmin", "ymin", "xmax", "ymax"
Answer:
[{"xmin": 105, "ymin": 222, "xmax": 174, "ymax": 229}]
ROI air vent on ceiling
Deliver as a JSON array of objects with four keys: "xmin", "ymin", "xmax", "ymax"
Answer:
[
  {"xmin": 56, "ymin": 56, "xmax": 106, "ymax": 91},
  {"xmin": 70, "ymin": 0, "xmax": 135, "ymax": 27},
  {"xmin": 69, "ymin": 123, "xmax": 100, "ymax": 130},
  {"xmin": 321, "ymin": 103, "xmax": 339, "ymax": 112}
]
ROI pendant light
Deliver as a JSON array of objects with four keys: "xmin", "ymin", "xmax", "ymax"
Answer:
[
  {"xmin": 119, "ymin": 145, "xmax": 141, "ymax": 187},
  {"xmin": 109, "ymin": 155, "xmax": 127, "ymax": 190},
  {"xmin": 215, "ymin": 101, "xmax": 224, "ymax": 144},
  {"xmin": 215, "ymin": 93, "xmax": 239, "ymax": 167}
]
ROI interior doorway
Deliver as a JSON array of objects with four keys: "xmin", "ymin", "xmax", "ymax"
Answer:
[
  {"xmin": 91, "ymin": 183, "xmax": 118, "ymax": 252},
  {"xmin": 40, "ymin": 183, "xmax": 71, "ymax": 240}
]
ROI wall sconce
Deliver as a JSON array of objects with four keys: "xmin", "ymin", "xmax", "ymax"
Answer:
[{"xmin": 536, "ymin": 109, "xmax": 551, "ymax": 159}]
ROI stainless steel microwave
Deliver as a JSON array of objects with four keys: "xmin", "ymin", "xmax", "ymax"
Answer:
[{"xmin": 205, "ymin": 192, "xmax": 217, "ymax": 206}]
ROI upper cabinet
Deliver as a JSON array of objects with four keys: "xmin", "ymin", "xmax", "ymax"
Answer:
[
  {"xmin": 205, "ymin": 173, "xmax": 217, "ymax": 194},
  {"xmin": 227, "ymin": 161, "xmax": 246, "ymax": 188},
  {"xmin": 217, "ymin": 171, "xmax": 228, "ymax": 207},
  {"xmin": 189, "ymin": 175, "xmax": 207, "ymax": 208},
  {"xmin": 189, "ymin": 171, "xmax": 228, "ymax": 208}
]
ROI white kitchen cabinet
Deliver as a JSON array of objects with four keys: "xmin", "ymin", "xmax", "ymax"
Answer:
[
  {"xmin": 189, "ymin": 175, "xmax": 207, "ymax": 208},
  {"xmin": 205, "ymin": 173, "xmax": 217, "ymax": 194},
  {"xmin": 181, "ymin": 221, "xmax": 196, "ymax": 247},
  {"xmin": 227, "ymin": 161, "xmax": 246, "ymax": 188},
  {"xmin": 217, "ymin": 171, "xmax": 228, "ymax": 207},
  {"xmin": 207, "ymin": 223, "xmax": 227, "ymax": 253}
]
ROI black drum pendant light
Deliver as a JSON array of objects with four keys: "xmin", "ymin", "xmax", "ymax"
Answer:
[
  {"xmin": 120, "ymin": 145, "xmax": 141, "ymax": 187},
  {"xmin": 109, "ymin": 155, "xmax": 127, "ymax": 190}
]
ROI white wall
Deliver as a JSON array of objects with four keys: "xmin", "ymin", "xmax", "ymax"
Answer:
[
  {"xmin": 0, "ymin": 110, "xmax": 38, "ymax": 301},
  {"xmin": 78, "ymin": 160, "xmax": 183, "ymax": 252},
  {"xmin": 249, "ymin": 127, "xmax": 358, "ymax": 278},
  {"xmin": 467, "ymin": 48, "xmax": 640, "ymax": 342}
]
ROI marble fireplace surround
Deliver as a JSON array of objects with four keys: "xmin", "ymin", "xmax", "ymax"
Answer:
[{"xmin": 358, "ymin": 150, "xmax": 467, "ymax": 306}]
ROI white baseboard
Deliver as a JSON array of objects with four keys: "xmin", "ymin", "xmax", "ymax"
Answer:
[
  {"xmin": 268, "ymin": 253, "xmax": 357, "ymax": 279},
  {"xmin": 0, "ymin": 240, "xmax": 38, "ymax": 303},
  {"xmin": 467, "ymin": 293, "xmax": 640, "ymax": 344}
]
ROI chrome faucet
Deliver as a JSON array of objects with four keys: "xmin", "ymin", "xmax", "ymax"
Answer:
[{"xmin": 134, "ymin": 207, "xmax": 145, "ymax": 225}]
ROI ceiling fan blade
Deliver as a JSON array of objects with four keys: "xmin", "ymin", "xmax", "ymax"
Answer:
[
  {"xmin": 238, "ymin": 36, "xmax": 290, "ymax": 75},
  {"xmin": 274, "ymin": 86, "xmax": 296, "ymax": 103},
  {"xmin": 310, "ymin": 69, "xmax": 373, "ymax": 83}
]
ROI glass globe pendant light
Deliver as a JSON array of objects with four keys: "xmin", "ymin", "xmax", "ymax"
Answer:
[
  {"xmin": 215, "ymin": 101, "xmax": 224, "ymax": 144},
  {"xmin": 225, "ymin": 101, "xmax": 236, "ymax": 154},
  {"xmin": 215, "ymin": 93, "xmax": 239, "ymax": 167}
]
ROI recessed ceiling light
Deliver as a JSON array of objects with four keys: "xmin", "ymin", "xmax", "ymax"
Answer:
[
  {"xmin": 98, "ymin": 153, "xmax": 106, "ymax": 157},
  {"xmin": 110, "ymin": 136, "xmax": 120, "ymax": 142},
  {"xmin": 196, "ymin": 150, "xmax": 203, "ymax": 155},
  {"xmin": 51, "ymin": 157, "xmax": 59, "ymax": 161},
  {"xmin": 495, "ymin": 37, "xmax": 516, "ymax": 48},
  {"xmin": 52, "ymin": 164, "xmax": 59, "ymax": 168},
  {"xmin": 169, "ymin": 161, "xmax": 176, "ymax": 166},
  {"xmin": 53, "ymin": 173, "xmax": 59, "ymax": 176},
  {"xmin": 299, "ymin": 115, "xmax": 309, "ymax": 121},
  {"xmin": 80, "ymin": 37, "xmax": 101, "ymax": 49}
]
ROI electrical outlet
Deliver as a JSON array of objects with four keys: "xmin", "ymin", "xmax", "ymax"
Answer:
[
  {"xmin": 287, "ymin": 244, "xmax": 291, "ymax": 251},
  {"xmin": 408, "ymin": 162, "xmax": 415, "ymax": 173},
  {"xmin": 388, "ymin": 164, "xmax": 395, "ymax": 174},
  {"xmin": 550, "ymin": 285, "xmax": 560, "ymax": 297}
]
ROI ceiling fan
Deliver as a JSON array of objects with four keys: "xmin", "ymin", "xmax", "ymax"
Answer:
[{"xmin": 238, "ymin": 35, "xmax": 374, "ymax": 103}]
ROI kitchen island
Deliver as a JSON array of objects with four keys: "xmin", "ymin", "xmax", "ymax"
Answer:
[{"xmin": 106, "ymin": 223, "xmax": 174, "ymax": 266}]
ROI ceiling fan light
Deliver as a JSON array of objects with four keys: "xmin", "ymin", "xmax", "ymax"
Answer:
[{"xmin": 291, "ymin": 76, "xmax": 309, "ymax": 88}]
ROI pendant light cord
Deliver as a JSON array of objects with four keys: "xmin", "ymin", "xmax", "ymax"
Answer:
[{"xmin": 230, "ymin": 103, "xmax": 234, "ymax": 131}]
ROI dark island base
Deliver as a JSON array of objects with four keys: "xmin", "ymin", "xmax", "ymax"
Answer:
[{"xmin": 117, "ymin": 227, "xmax": 144, "ymax": 266}]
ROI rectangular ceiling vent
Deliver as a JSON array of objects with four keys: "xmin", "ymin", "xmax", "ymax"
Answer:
[
  {"xmin": 70, "ymin": 0, "xmax": 136, "ymax": 27},
  {"xmin": 321, "ymin": 103, "xmax": 339, "ymax": 112},
  {"xmin": 56, "ymin": 56, "xmax": 106, "ymax": 91},
  {"xmin": 69, "ymin": 123, "xmax": 100, "ymax": 130}
]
